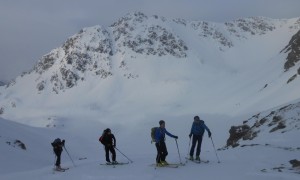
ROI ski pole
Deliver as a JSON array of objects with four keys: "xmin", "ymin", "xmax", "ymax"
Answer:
[
  {"xmin": 187, "ymin": 137, "xmax": 191, "ymax": 156},
  {"xmin": 63, "ymin": 146, "xmax": 76, "ymax": 167},
  {"xmin": 186, "ymin": 137, "xmax": 191, "ymax": 162},
  {"xmin": 175, "ymin": 139, "xmax": 183, "ymax": 164},
  {"xmin": 115, "ymin": 147, "xmax": 133, "ymax": 163},
  {"xmin": 54, "ymin": 155, "xmax": 56, "ymax": 168},
  {"xmin": 210, "ymin": 137, "xmax": 220, "ymax": 163}
]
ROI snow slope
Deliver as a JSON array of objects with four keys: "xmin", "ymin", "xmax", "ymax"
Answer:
[
  {"xmin": 0, "ymin": 13, "xmax": 300, "ymax": 123},
  {"xmin": 0, "ymin": 106, "xmax": 299, "ymax": 180}
]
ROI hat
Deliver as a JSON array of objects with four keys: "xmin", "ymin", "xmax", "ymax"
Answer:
[
  {"xmin": 194, "ymin": 116, "xmax": 200, "ymax": 120},
  {"xmin": 105, "ymin": 128, "xmax": 111, "ymax": 133},
  {"xmin": 159, "ymin": 120, "xmax": 165, "ymax": 125}
]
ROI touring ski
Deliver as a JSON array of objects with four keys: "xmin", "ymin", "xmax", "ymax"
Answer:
[
  {"xmin": 53, "ymin": 167, "xmax": 69, "ymax": 172},
  {"xmin": 185, "ymin": 157, "xmax": 209, "ymax": 164},
  {"xmin": 100, "ymin": 162, "xmax": 129, "ymax": 166},
  {"xmin": 150, "ymin": 164, "xmax": 179, "ymax": 168}
]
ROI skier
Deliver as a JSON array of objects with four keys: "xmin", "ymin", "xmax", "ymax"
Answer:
[
  {"xmin": 99, "ymin": 128, "xmax": 117, "ymax": 164},
  {"xmin": 154, "ymin": 120, "xmax": 178, "ymax": 166},
  {"xmin": 51, "ymin": 138, "xmax": 65, "ymax": 170},
  {"xmin": 189, "ymin": 116, "xmax": 211, "ymax": 161}
]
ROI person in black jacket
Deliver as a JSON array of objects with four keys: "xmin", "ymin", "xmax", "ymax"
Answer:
[
  {"xmin": 99, "ymin": 128, "xmax": 117, "ymax": 164},
  {"xmin": 51, "ymin": 138, "xmax": 65, "ymax": 170}
]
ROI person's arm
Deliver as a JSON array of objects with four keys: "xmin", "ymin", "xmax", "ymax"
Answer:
[
  {"xmin": 203, "ymin": 124, "xmax": 212, "ymax": 137},
  {"xmin": 112, "ymin": 134, "xmax": 116, "ymax": 147},
  {"xmin": 189, "ymin": 123, "xmax": 194, "ymax": 138},
  {"xmin": 165, "ymin": 129, "xmax": 178, "ymax": 139}
]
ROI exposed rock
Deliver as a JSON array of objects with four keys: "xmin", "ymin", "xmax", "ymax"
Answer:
[
  {"xmin": 0, "ymin": 107, "xmax": 4, "ymax": 114},
  {"xmin": 270, "ymin": 121, "xmax": 286, "ymax": 132},
  {"xmin": 6, "ymin": 139, "xmax": 26, "ymax": 150},
  {"xmin": 287, "ymin": 74, "xmax": 297, "ymax": 84},
  {"xmin": 289, "ymin": 159, "xmax": 300, "ymax": 168},
  {"xmin": 226, "ymin": 124, "xmax": 251, "ymax": 147},
  {"xmin": 0, "ymin": 81, "xmax": 5, "ymax": 86},
  {"xmin": 281, "ymin": 30, "xmax": 300, "ymax": 71},
  {"xmin": 226, "ymin": 102, "xmax": 300, "ymax": 147}
]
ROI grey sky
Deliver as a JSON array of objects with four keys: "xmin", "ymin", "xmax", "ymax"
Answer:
[{"xmin": 1, "ymin": 0, "xmax": 300, "ymax": 82}]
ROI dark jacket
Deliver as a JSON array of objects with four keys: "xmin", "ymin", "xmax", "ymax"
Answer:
[
  {"xmin": 51, "ymin": 138, "xmax": 64, "ymax": 152},
  {"xmin": 189, "ymin": 120, "xmax": 211, "ymax": 136},
  {"xmin": 100, "ymin": 133, "xmax": 116, "ymax": 146}
]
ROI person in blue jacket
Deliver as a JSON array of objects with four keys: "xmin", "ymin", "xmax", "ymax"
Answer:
[
  {"xmin": 155, "ymin": 120, "xmax": 178, "ymax": 166},
  {"xmin": 189, "ymin": 116, "xmax": 211, "ymax": 161}
]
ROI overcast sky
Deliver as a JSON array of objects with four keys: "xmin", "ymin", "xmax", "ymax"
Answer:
[{"xmin": 1, "ymin": 0, "xmax": 300, "ymax": 82}]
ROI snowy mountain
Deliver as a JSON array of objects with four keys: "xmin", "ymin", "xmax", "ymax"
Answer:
[
  {"xmin": 0, "ymin": 11, "xmax": 300, "ymax": 180},
  {"xmin": 1, "ymin": 12, "xmax": 300, "ymax": 123}
]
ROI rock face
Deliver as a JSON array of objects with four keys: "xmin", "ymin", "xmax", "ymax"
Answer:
[
  {"xmin": 18, "ymin": 12, "xmax": 290, "ymax": 94},
  {"xmin": 289, "ymin": 159, "xmax": 300, "ymax": 168},
  {"xmin": 227, "ymin": 124, "xmax": 252, "ymax": 147},
  {"xmin": 226, "ymin": 101, "xmax": 300, "ymax": 148},
  {"xmin": 282, "ymin": 30, "xmax": 300, "ymax": 71}
]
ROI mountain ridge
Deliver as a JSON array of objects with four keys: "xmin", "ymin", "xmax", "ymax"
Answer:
[{"xmin": 1, "ymin": 12, "xmax": 300, "ymax": 122}]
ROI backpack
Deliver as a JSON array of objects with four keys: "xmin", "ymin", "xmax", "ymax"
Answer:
[
  {"xmin": 151, "ymin": 127, "xmax": 158, "ymax": 143},
  {"xmin": 51, "ymin": 138, "xmax": 61, "ymax": 147}
]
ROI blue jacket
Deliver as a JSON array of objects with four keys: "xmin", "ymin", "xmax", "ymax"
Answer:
[
  {"xmin": 155, "ymin": 127, "xmax": 176, "ymax": 142},
  {"xmin": 190, "ymin": 120, "xmax": 211, "ymax": 136}
]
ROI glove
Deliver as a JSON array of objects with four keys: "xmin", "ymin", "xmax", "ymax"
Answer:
[
  {"xmin": 189, "ymin": 134, "xmax": 192, "ymax": 139},
  {"xmin": 62, "ymin": 140, "xmax": 65, "ymax": 146},
  {"xmin": 208, "ymin": 132, "xmax": 212, "ymax": 138},
  {"xmin": 174, "ymin": 136, "xmax": 178, "ymax": 139},
  {"xmin": 113, "ymin": 144, "xmax": 116, "ymax": 148}
]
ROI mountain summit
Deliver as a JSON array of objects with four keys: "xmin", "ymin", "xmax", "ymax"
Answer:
[{"xmin": 1, "ymin": 12, "xmax": 300, "ymax": 122}]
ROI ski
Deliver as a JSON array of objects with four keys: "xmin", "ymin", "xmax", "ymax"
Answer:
[
  {"xmin": 185, "ymin": 157, "xmax": 209, "ymax": 164},
  {"xmin": 100, "ymin": 162, "xmax": 130, "ymax": 166},
  {"xmin": 53, "ymin": 168, "xmax": 66, "ymax": 172},
  {"xmin": 150, "ymin": 164, "xmax": 179, "ymax": 168},
  {"xmin": 167, "ymin": 163, "xmax": 185, "ymax": 166}
]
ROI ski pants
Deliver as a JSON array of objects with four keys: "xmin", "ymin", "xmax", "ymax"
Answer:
[
  {"xmin": 105, "ymin": 145, "xmax": 116, "ymax": 162},
  {"xmin": 190, "ymin": 134, "xmax": 203, "ymax": 157},
  {"xmin": 155, "ymin": 141, "xmax": 168, "ymax": 163},
  {"xmin": 54, "ymin": 149, "xmax": 62, "ymax": 166}
]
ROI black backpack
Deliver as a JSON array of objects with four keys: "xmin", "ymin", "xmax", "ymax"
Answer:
[{"xmin": 51, "ymin": 138, "xmax": 61, "ymax": 147}]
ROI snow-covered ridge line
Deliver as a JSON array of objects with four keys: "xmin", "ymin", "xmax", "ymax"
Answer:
[
  {"xmin": 0, "ymin": 12, "xmax": 300, "ymax": 121},
  {"xmin": 21, "ymin": 12, "xmax": 300, "ymax": 93}
]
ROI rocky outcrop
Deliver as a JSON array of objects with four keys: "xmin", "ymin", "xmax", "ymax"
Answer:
[
  {"xmin": 281, "ymin": 30, "xmax": 300, "ymax": 71},
  {"xmin": 290, "ymin": 159, "xmax": 300, "ymax": 168},
  {"xmin": 6, "ymin": 12, "xmax": 298, "ymax": 94},
  {"xmin": 226, "ymin": 102, "xmax": 300, "ymax": 148},
  {"xmin": 0, "ymin": 81, "xmax": 5, "ymax": 86},
  {"xmin": 111, "ymin": 12, "xmax": 188, "ymax": 57}
]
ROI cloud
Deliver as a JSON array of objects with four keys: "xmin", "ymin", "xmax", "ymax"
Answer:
[{"xmin": 0, "ymin": 0, "xmax": 300, "ymax": 82}]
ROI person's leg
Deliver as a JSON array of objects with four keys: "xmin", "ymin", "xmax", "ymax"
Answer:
[
  {"xmin": 196, "ymin": 136, "xmax": 203, "ymax": 160},
  {"xmin": 110, "ymin": 146, "xmax": 116, "ymax": 161},
  {"xmin": 54, "ymin": 149, "xmax": 62, "ymax": 168},
  {"xmin": 105, "ymin": 146, "xmax": 110, "ymax": 162},
  {"xmin": 189, "ymin": 135, "xmax": 197, "ymax": 157},
  {"xmin": 160, "ymin": 142, "xmax": 168, "ymax": 162},
  {"xmin": 155, "ymin": 142, "xmax": 161, "ymax": 163}
]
